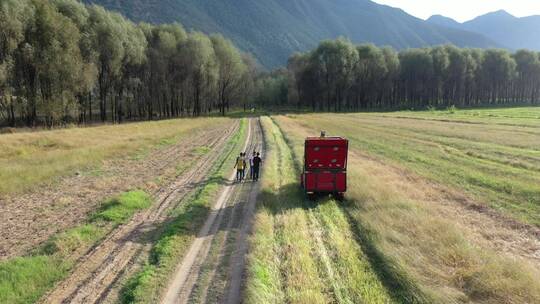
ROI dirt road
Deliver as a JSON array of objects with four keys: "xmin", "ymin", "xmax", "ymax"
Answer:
[
  {"xmin": 162, "ymin": 118, "xmax": 264, "ymax": 304},
  {"xmin": 40, "ymin": 122, "xmax": 239, "ymax": 304}
]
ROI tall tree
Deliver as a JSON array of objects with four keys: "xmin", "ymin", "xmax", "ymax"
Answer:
[
  {"xmin": 311, "ymin": 38, "xmax": 358, "ymax": 111},
  {"xmin": 181, "ymin": 32, "xmax": 217, "ymax": 116},
  {"xmin": 211, "ymin": 34, "xmax": 246, "ymax": 115},
  {"xmin": 21, "ymin": 0, "xmax": 84, "ymax": 126},
  {"xmin": 353, "ymin": 44, "xmax": 387, "ymax": 109},
  {"xmin": 0, "ymin": 0, "xmax": 31, "ymax": 126},
  {"xmin": 479, "ymin": 49, "xmax": 517, "ymax": 104},
  {"xmin": 399, "ymin": 49, "xmax": 434, "ymax": 107},
  {"xmin": 87, "ymin": 5, "xmax": 127, "ymax": 122},
  {"xmin": 53, "ymin": 0, "xmax": 98, "ymax": 123},
  {"xmin": 513, "ymin": 49, "xmax": 540, "ymax": 103}
]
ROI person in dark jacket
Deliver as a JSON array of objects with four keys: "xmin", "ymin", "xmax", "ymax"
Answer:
[
  {"xmin": 252, "ymin": 152, "xmax": 262, "ymax": 181},
  {"xmin": 249, "ymin": 151, "xmax": 256, "ymax": 180}
]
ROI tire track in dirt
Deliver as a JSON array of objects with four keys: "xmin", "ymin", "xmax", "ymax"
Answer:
[
  {"xmin": 0, "ymin": 124, "xmax": 231, "ymax": 261},
  {"xmin": 162, "ymin": 118, "xmax": 264, "ymax": 304},
  {"xmin": 40, "ymin": 122, "xmax": 239, "ymax": 304},
  {"xmin": 189, "ymin": 176, "xmax": 246, "ymax": 304}
]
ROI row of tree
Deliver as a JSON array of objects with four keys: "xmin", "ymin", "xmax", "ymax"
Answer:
[
  {"xmin": 0, "ymin": 0, "xmax": 256, "ymax": 127},
  {"xmin": 256, "ymin": 39, "xmax": 540, "ymax": 111}
]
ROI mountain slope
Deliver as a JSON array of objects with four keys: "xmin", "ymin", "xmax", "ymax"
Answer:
[
  {"xmin": 426, "ymin": 15, "xmax": 462, "ymax": 29},
  {"xmin": 463, "ymin": 10, "xmax": 540, "ymax": 51},
  {"xmin": 83, "ymin": 0, "xmax": 500, "ymax": 67},
  {"xmin": 427, "ymin": 10, "xmax": 540, "ymax": 51}
]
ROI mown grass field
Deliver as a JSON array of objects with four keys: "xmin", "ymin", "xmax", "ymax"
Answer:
[
  {"xmin": 247, "ymin": 107, "xmax": 540, "ymax": 304},
  {"xmin": 0, "ymin": 117, "xmax": 231, "ymax": 195},
  {"xmin": 246, "ymin": 117, "xmax": 397, "ymax": 304},
  {"xmin": 292, "ymin": 107, "xmax": 540, "ymax": 226}
]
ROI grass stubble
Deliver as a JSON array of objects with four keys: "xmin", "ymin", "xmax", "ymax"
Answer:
[
  {"xmin": 271, "ymin": 107, "xmax": 540, "ymax": 304},
  {"xmin": 0, "ymin": 116, "xmax": 233, "ymax": 304},
  {"xmin": 245, "ymin": 117, "xmax": 395, "ymax": 304},
  {"xmin": 0, "ymin": 117, "xmax": 230, "ymax": 195}
]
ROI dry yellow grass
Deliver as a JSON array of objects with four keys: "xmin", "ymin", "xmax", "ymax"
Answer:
[
  {"xmin": 274, "ymin": 111, "xmax": 540, "ymax": 304},
  {"xmin": 0, "ymin": 117, "xmax": 232, "ymax": 195},
  {"xmin": 246, "ymin": 117, "xmax": 394, "ymax": 304},
  {"xmin": 284, "ymin": 110, "xmax": 540, "ymax": 225}
]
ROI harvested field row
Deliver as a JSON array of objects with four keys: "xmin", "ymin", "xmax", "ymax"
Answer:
[
  {"xmin": 0, "ymin": 118, "xmax": 231, "ymax": 195},
  {"xmin": 245, "ymin": 117, "xmax": 394, "ymax": 304},
  {"xmin": 0, "ymin": 117, "xmax": 235, "ymax": 260},
  {"xmin": 271, "ymin": 111, "xmax": 540, "ymax": 303},
  {"xmin": 121, "ymin": 118, "xmax": 251, "ymax": 304},
  {"xmin": 0, "ymin": 118, "xmax": 238, "ymax": 304},
  {"xmin": 286, "ymin": 108, "xmax": 540, "ymax": 226}
]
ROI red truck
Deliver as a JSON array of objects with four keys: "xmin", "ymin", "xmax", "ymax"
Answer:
[{"xmin": 300, "ymin": 134, "xmax": 348, "ymax": 199}]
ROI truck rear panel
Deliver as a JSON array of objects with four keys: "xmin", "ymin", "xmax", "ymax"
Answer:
[
  {"xmin": 303, "ymin": 171, "xmax": 346, "ymax": 193},
  {"xmin": 302, "ymin": 137, "xmax": 348, "ymax": 194},
  {"xmin": 304, "ymin": 137, "xmax": 348, "ymax": 170}
]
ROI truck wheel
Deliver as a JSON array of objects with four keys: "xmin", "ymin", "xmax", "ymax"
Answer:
[{"xmin": 333, "ymin": 192, "xmax": 345, "ymax": 201}]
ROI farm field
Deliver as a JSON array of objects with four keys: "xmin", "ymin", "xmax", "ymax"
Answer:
[
  {"xmin": 0, "ymin": 117, "xmax": 236, "ymax": 259},
  {"xmin": 292, "ymin": 107, "xmax": 540, "ymax": 226},
  {"xmin": 245, "ymin": 108, "xmax": 540, "ymax": 303},
  {"xmin": 0, "ymin": 117, "xmax": 239, "ymax": 304},
  {"xmin": 0, "ymin": 107, "xmax": 539, "ymax": 304},
  {"xmin": 0, "ymin": 118, "xmax": 231, "ymax": 195}
]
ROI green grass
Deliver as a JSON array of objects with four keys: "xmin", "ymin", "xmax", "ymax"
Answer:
[
  {"xmin": 286, "ymin": 107, "xmax": 540, "ymax": 226},
  {"xmin": 94, "ymin": 191, "xmax": 152, "ymax": 224},
  {"xmin": 0, "ymin": 190, "xmax": 151, "ymax": 304},
  {"xmin": 274, "ymin": 107, "xmax": 540, "ymax": 303},
  {"xmin": 245, "ymin": 117, "xmax": 396, "ymax": 304},
  {"xmin": 192, "ymin": 146, "xmax": 211, "ymax": 155},
  {"xmin": 41, "ymin": 224, "xmax": 107, "ymax": 256},
  {"xmin": 385, "ymin": 106, "xmax": 540, "ymax": 127},
  {"xmin": 120, "ymin": 119, "xmax": 247, "ymax": 304},
  {"xmin": 0, "ymin": 256, "xmax": 70, "ymax": 304}
]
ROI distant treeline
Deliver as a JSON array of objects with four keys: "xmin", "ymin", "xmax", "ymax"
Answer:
[
  {"xmin": 255, "ymin": 39, "xmax": 540, "ymax": 111},
  {"xmin": 3, "ymin": 2, "xmax": 539, "ymax": 128},
  {"xmin": 0, "ymin": 0, "xmax": 256, "ymax": 127}
]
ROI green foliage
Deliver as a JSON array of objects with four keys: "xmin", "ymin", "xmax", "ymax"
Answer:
[
  {"xmin": 41, "ymin": 224, "xmax": 106, "ymax": 256},
  {"xmin": 94, "ymin": 190, "xmax": 152, "ymax": 224},
  {"xmin": 0, "ymin": 255, "xmax": 70, "ymax": 304},
  {"xmin": 281, "ymin": 39, "xmax": 540, "ymax": 111},
  {"xmin": 120, "ymin": 264, "xmax": 157, "ymax": 304},
  {"xmin": 211, "ymin": 34, "xmax": 247, "ymax": 115},
  {"xmin": 0, "ymin": 0, "xmax": 252, "ymax": 127}
]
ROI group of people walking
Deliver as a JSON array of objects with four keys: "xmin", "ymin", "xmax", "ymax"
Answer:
[{"xmin": 234, "ymin": 151, "xmax": 262, "ymax": 182}]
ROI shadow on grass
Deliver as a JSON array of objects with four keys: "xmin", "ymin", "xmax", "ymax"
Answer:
[
  {"xmin": 342, "ymin": 199, "xmax": 431, "ymax": 304},
  {"xmin": 256, "ymin": 179, "xmax": 430, "ymax": 304}
]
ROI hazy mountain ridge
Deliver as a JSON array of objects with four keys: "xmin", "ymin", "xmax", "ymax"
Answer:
[
  {"xmin": 83, "ymin": 0, "xmax": 501, "ymax": 67},
  {"xmin": 428, "ymin": 10, "xmax": 540, "ymax": 51},
  {"xmin": 426, "ymin": 15, "xmax": 462, "ymax": 29}
]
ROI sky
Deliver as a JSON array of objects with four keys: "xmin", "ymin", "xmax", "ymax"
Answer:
[{"xmin": 372, "ymin": 0, "xmax": 540, "ymax": 22}]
